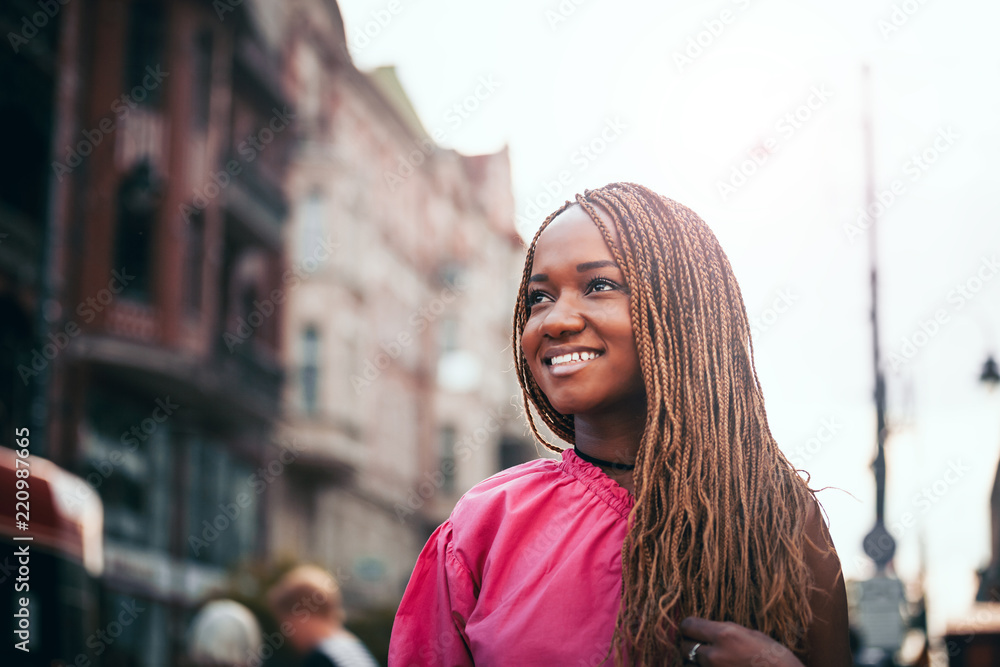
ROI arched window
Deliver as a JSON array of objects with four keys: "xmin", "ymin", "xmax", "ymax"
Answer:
[{"xmin": 114, "ymin": 162, "xmax": 161, "ymax": 302}]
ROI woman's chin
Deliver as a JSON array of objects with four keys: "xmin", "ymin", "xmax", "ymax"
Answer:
[
  {"xmin": 545, "ymin": 396, "xmax": 593, "ymax": 417},
  {"xmin": 544, "ymin": 392, "xmax": 647, "ymax": 421}
]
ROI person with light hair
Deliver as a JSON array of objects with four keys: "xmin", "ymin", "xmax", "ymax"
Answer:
[
  {"xmin": 266, "ymin": 565, "xmax": 378, "ymax": 667},
  {"xmin": 187, "ymin": 599, "xmax": 262, "ymax": 667}
]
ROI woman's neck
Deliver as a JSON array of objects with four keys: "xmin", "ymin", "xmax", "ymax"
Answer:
[{"xmin": 573, "ymin": 405, "xmax": 645, "ymax": 468}]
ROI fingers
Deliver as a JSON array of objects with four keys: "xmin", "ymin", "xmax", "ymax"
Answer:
[
  {"xmin": 679, "ymin": 639, "xmax": 716, "ymax": 665},
  {"xmin": 680, "ymin": 615, "xmax": 724, "ymax": 643},
  {"xmin": 680, "ymin": 617, "xmax": 722, "ymax": 666}
]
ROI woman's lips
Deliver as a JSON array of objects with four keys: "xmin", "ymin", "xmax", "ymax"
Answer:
[{"xmin": 546, "ymin": 352, "xmax": 603, "ymax": 377}]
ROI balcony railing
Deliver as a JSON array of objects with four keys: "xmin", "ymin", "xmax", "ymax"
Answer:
[{"xmin": 224, "ymin": 159, "xmax": 288, "ymax": 246}]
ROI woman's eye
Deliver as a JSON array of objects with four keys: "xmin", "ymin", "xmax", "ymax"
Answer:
[
  {"xmin": 525, "ymin": 290, "xmax": 547, "ymax": 307},
  {"xmin": 587, "ymin": 277, "xmax": 618, "ymax": 293}
]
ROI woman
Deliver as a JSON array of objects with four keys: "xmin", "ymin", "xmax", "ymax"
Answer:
[{"xmin": 389, "ymin": 183, "xmax": 851, "ymax": 665}]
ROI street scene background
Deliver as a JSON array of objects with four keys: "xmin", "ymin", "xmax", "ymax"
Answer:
[{"xmin": 1, "ymin": 0, "xmax": 999, "ymax": 665}]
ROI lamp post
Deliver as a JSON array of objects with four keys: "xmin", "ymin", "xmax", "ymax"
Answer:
[
  {"xmin": 976, "ymin": 354, "xmax": 1000, "ymax": 603},
  {"xmin": 981, "ymin": 355, "xmax": 1000, "ymax": 388},
  {"xmin": 853, "ymin": 65, "xmax": 906, "ymax": 667},
  {"xmin": 859, "ymin": 63, "xmax": 894, "ymax": 573}
]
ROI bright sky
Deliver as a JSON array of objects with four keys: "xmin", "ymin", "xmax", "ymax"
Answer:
[{"xmin": 338, "ymin": 0, "xmax": 1000, "ymax": 641}]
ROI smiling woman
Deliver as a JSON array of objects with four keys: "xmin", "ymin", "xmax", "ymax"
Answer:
[
  {"xmin": 521, "ymin": 205, "xmax": 646, "ymax": 424},
  {"xmin": 389, "ymin": 182, "xmax": 851, "ymax": 666}
]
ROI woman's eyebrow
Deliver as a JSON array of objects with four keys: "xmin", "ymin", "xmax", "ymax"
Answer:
[
  {"xmin": 576, "ymin": 260, "xmax": 618, "ymax": 272},
  {"xmin": 529, "ymin": 259, "xmax": 619, "ymax": 283}
]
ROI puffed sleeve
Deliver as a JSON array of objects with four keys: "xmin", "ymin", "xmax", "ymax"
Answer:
[{"xmin": 388, "ymin": 520, "xmax": 478, "ymax": 666}]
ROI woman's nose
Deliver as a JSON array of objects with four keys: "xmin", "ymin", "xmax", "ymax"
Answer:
[{"xmin": 540, "ymin": 295, "xmax": 586, "ymax": 338}]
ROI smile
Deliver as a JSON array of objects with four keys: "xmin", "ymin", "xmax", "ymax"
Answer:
[{"xmin": 547, "ymin": 350, "xmax": 603, "ymax": 366}]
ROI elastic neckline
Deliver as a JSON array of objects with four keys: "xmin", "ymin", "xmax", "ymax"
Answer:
[{"xmin": 559, "ymin": 448, "xmax": 635, "ymax": 518}]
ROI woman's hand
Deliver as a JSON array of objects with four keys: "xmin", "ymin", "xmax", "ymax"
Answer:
[{"xmin": 679, "ymin": 617, "xmax": 804, "ymax": 667}]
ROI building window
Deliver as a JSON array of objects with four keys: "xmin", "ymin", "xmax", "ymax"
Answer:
[
  {"xmin": 124, "ymin": 0, "xmax": 165, "ymax": 109},
  {"xmin": 183, "ymin": 210, "xmax": 204, "ymax": 317},
  {"xmin": 114, "ymin": 162, "xmax": 161, "ymax": 302},
  {"xmin": 192, "ymin": 28, "xmax": 213, "ymax": 129},
  {"xmin": 439, "ymin": 317, "xmax": 458, "ymax": 354},
  {"xmin": 301, "ymin": 326, "xmax": 320, "ymax": 415},
  {"xmin": 298, "ymin": 191, "xmax": 325, "ymax": 268},
  {"xmin": 186, "ymin": 436, "xmax": 257, "ymax": 566},
  {"xmin": 239, "ymin": 284, "xmax": 256, "ymax": 324},
  {"xmin": 440, "ymin": 426, "xmax": 456, "ymax": 494},
  {"xmin": 81, "ymin": 388, "xmax": 173, "ymax": 551}
]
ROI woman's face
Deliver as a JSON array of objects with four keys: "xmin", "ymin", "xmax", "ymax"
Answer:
[{"xmin": 521, "ymin": 204, "xmax": 646, "ymax": 417}]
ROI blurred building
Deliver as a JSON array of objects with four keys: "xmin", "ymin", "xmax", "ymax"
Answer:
[
  {"xmin": 1, "ymin": 0, "xmax": 529, "ymax": 663},
  {"xmin": 3, "ymin": 0, "xmax": 295, "ymax": 664},
  {"xmin": 273, "ymin": 0, "xmax": 534, "ymax": 611},
  {"xmin": 0, "ymin": 0, "xmax": 56, "ymax": 481}
]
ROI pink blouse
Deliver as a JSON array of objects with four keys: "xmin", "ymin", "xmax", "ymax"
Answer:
[{"xmin": 389, "ymin": 448, "xmax": 636, "ymax": 666}]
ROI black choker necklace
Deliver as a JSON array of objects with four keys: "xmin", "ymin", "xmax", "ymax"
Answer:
[{"xmin": 573, "ymin": 447, "xmax": 635, "ymax": 471}]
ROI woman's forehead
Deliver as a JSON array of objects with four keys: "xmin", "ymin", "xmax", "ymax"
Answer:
[
  {"xmin": 528, "ymin": 205, "xmax": 626, "ymax": 282},
  {"xmin": 536, "ymin": 203, "xmax": 622, "ymax": 252}
]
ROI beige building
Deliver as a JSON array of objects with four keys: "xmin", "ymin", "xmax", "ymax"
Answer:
[{"xmin": 271, "ymin": 0, "xmax": 535, "ymax": 611}]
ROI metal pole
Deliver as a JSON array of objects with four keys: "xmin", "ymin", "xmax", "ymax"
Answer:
[{"xmin": 861, "ymin": 63, "xmax": 895, "ymax": 572}]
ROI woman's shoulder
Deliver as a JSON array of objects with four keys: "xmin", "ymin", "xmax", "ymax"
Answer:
[
  {"xmin": 452, "ymin": 455, "xmax": 565, "ymax": 517},
  {"xmin": 449, "ymin": 449, "xmax": 633, "ymax": 529}
]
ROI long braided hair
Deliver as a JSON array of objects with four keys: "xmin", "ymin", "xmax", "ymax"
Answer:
[{"xmin": 511, "ymin": 183, "xmax": 821, "ymax": 664}]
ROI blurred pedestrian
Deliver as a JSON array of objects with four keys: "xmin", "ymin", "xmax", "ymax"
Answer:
[
  {"xmin": 267, "ymin": 565, "xmax": 378, "ymax": 667},
  {"xmin": 390, "ymin": 183, "xmax": 852, "ymax": 665},
  {"xmin": 187, "ymin": 599, "xmax": 262, "ymax": 667}
]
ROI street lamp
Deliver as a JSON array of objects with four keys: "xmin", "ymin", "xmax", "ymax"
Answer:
[
  {"xmin": 976, "ymin": 353, "xmax": 1000, "ymax": 603},
  {"xmin": 981, "ymin": 355, "xmax": 999, "ymax": 388}
]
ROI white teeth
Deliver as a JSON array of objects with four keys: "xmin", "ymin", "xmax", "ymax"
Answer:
[{"xmin": 549, "ymin": 351, "xmax": 601, "ymax": 366}]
